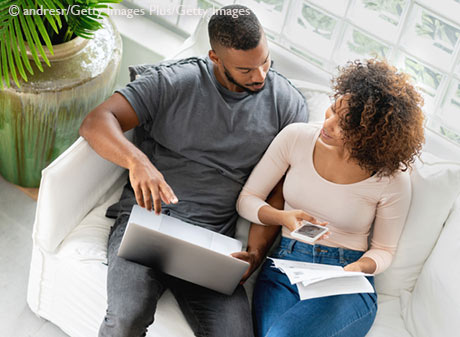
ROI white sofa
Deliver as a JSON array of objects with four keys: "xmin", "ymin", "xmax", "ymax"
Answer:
[{"xmin": 27, "ymin": 18, "xmax": 460, "ymax": 337}]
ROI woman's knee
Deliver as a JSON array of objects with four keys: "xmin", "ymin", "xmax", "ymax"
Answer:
[
  {"xmin": 263, "ymin": 295, "xmax": 377, "ymax": 337},
  {"xmin": 330, "ymin": 307, "xmax": 377, "ymax": 337}
]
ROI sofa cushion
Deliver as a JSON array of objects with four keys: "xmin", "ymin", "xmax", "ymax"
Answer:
[
  {"xmin": 289, "ymin": 79, "xmax": 331, "ymax": 123},
  {"xmin": 34, "ymin": 137, "xmax": 127, "ymax": 253},
  {"xmin": 402, "ymin": 197, "xmax": 460, "ymax": 337},
  {"xmin": 375, "ymin": 153, "xmax": 460, "ymax": 296},
  {"xmin": 366, "ymin": 295, "xmax": 412, "ymax": 337},
  {"xmin": 57, "ymin": 174, "xmax": 126, "ymax": 261}
]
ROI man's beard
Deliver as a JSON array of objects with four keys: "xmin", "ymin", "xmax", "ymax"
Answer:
[{"xmin": 223, "ymin": 65, "xmax": 265, "ymax": 94}]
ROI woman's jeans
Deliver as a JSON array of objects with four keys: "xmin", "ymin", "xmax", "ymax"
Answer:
[{"xmin": 253, "ymin": 237, "xmax": 378, "ymax": 337}]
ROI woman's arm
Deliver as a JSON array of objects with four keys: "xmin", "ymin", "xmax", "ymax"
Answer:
[
  {"xmin": 344, "ymin": 172, "xmax": 412, "ymax": 274},
  {"xmin": 258, "ymin": 206, "xmax": 326, "ymax": 232},
  {"xmin": 237, "ymin": 124, "xmax": 326, "ymax": 232},
  {"xmin": 236, "ymin": 124, "xmax": 299, "ymax": 224},
  {"xmin": 232, "ymin": 178, "xmax": 284, "ymax": 283}
]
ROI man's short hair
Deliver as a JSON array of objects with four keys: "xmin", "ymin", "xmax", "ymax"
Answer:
[{"xmin": 208, "ymin": 5, "xmax": 263, "ymax": 51}]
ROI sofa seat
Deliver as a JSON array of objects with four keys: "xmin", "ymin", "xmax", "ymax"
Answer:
[
  {"xmin": 27, "ymin": 172, "xmax": 416, "ymax": 337},
  {"xmin": 367, "ymin": 295, "xmax": 411, "ymax": 337},
  {"xmin": 27, "ymin": 174, "xmax": 196, "ymax": 337}
]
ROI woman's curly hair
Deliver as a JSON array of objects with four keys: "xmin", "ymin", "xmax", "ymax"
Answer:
[{"xmin": 332, "ymin": 59, "xmax": 425, "ymax": 177}]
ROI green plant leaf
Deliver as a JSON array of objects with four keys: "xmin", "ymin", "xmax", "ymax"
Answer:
[
  {"xmin": 64, "ymin": 0, "xmax": 121, "ymax": 41},
  {"xmin": 0, "ymin": 0, "xmax": 121, "ymax": 87},
  {"xmin": 13, "ymin": 15, "xmax": 33, "ymax": 76},
  {"xmin": 25, "ymin": 0, "xmax": 53, "ymax": 56},
  {"xmin": 1, "ymin": 31, "xmax": 10, "ymax": 88},
  {"xmin": 6, "ymin": 27, "xmax": 19, "ymax": 87},
  {"xmin": 38, "ymin": 0, "xmax": 62, "ymax": 33},
  {"xmin": 23, "ymin": 10, "xmax": 51, "ymax": 67},
  {"xmin": 9, "ymin": 22, "xmax": 27, "ymax": 84},
  {"xmin": 18, "ymin": 10, "xmax": 43, "ymax": 73}
]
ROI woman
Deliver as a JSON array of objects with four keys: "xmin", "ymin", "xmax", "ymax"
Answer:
[{"xmin": 236, "ymin": 59, "xmax": 425, "ymax": 337}]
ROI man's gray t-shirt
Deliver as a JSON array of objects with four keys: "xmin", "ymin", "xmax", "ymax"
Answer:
[{"xmin": 107, "ymin": 56, "xmax": 308, "ymax": 236}]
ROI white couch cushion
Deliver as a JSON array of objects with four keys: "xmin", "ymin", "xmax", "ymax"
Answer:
[
  {"xmin": 34, "ymin": 137, "xmax": 127, "ymax": 253},
  {"xmin": 375, "ymin": 153, "xmax": 460, "ymax": 296},
  {"xmin": 402, "ymin": 197, "xmax": 460, "ymax": 337},
  {"xmin": 367, "ymin": 295, "xmax": 412, "ymax": 337},
  {"xmin": 58, "ymin": 174, "xmax": 126, "ymax": 261},
  {"xmin": 289, "ymin": 79, "xmax": 331, "ymax": 123}
]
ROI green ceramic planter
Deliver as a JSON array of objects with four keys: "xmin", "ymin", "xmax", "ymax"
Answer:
[{"xmin": 0, "ymin": 17, "xmax": 122, "ymax": 187}]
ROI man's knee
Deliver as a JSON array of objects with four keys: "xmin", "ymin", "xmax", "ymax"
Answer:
[
  {"xmin": 102, "ymin": 259, "xmax": 166, "ymax": 336},
  {"xmin": 99, "ymin": 301, "xmax": 156, "ymax": 337}
]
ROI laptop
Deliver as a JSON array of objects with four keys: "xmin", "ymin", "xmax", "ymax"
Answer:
[{"xmin": 117, "ymin": 205, "xmax": 249, "ymax": 295}]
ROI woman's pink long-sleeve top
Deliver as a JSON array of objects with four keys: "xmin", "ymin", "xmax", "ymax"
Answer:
[{"xmin": 236, "ymin": 123, "xmax": 411, "ymax": 274}]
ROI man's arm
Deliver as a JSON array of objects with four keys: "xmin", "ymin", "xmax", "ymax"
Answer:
[
  {"xmin": 79, "ymin": 93, "xmax": 177, "ymax": 213},
  {"xmin": 232, "ymin": 178, "xmax": 284, "ymax": 283}
]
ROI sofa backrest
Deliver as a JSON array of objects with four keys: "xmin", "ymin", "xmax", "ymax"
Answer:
[
  {"xmin": 374, "ymin": 153, "xmax": 460, "ymax": 295},
  {"xmin": 402, "ymin": 196, "xmax": 460, "ymax": 337},
  {"xmin": 33, "ymin": 130, "xmax": 133, "ymax": 253}
]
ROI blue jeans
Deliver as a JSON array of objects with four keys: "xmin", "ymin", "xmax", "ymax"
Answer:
[{"xmin": 253, "ymin": 237, "xmax": 377, "ymax": 337}]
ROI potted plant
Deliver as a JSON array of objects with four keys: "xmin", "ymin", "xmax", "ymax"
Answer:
[{"xmin": 0, "ymin": 0, "xmax": 123, "ymax": 187}]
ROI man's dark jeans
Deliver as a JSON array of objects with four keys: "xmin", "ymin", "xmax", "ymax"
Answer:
[{"xmin": 98, "ymin": 214, "xmax": 254, "ymax": 337}]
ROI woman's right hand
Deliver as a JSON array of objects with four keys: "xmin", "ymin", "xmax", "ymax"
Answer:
[{"xmin": 278, "ymin": 209, "xmax": 328, "ymax": 232}]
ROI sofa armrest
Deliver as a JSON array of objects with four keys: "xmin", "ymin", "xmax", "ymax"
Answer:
[{"xmin": 33, "ymin": 132, "xmax": 132, "ymax": 253}]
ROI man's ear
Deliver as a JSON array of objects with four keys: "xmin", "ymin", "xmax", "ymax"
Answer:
[{"xmin": 208, "ymin": 49, "xmax": 219, "ymax": 65}]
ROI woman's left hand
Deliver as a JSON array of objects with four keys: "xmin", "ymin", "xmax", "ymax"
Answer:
[
  {"xmin": 343, "ymin": 261, "xmax": 363, "ymax": 272},
  {"xmin": 343, "ymin": 257, "xmax": 376, "ymax": 274}
]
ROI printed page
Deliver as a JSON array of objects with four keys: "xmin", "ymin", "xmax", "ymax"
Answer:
[
  {"xmin": 269, "ymin": 258, "xmax": 374, "ymax": 299},
  {"xmin": 296, "ymin": 276, "xmax": 374, "ymax": 300}
]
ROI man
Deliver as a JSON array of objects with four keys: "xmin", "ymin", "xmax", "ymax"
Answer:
[{"xmin": 79, "ymin": 4, "xmax": 308, "ymax": 337}]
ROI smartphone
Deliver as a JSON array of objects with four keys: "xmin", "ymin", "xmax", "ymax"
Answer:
[{"xmin": 291, "ymin": 221, "xmax": 329, "ymax": 243}]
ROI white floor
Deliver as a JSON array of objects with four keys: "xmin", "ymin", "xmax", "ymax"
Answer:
[{"xmin": 0, "ymin": 175, "xmax": 68, "ymax": 337}]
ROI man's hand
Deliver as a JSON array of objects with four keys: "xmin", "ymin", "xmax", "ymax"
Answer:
[
  {"xmin": 79, "ymin": 93, "xmax": 178, "ymax": 216},
  {"xmin": 231, "ymin": 250, "xmax": 263, "ymax": 285},
  {"xmin": 129, "ymin": 157, "xmax": 178, "ymax": 214}
]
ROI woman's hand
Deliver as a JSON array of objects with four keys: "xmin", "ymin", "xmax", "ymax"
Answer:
[
  {"xmin": 278, "ymin": 210, "xmax": 328, "ymax": 232},
  {"xmin": 344, "ymin": 257, "xmax": 376, "ymax": 274}
]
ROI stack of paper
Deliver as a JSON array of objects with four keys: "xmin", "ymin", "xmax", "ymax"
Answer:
[{"xmin": 269, "ymin": 258, "xmax": 374, "ymax": 300}]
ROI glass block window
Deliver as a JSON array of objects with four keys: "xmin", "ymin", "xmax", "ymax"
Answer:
[
  {"xmin": 400, "ymin": 5, "xmax": 460, "ymax": 71},
  {"xmin": 283, "ymin": 2, "xmax": 341, "ymax": 62},
  {"xmin": 334, "ymin": 26, "xmax": 391, "ymax": 66},
  {"xmin": 237, "ymin": 0, "xmax": 290, "ymax": 35},
  {"xmin": 348, "ymin": 0, "xmax": 410, "ymax": 42},
  {"xmin": 123, "ymin": 0, "xmax": 460, "ymax": 145}
]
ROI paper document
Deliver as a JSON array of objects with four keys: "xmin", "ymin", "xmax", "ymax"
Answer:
[{"xmin": 269, "ymin": 258, "xmax": 374, "ymax": 300}]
